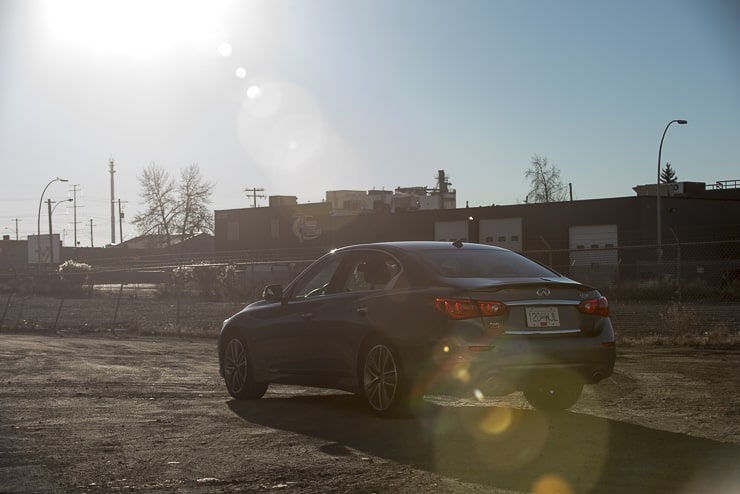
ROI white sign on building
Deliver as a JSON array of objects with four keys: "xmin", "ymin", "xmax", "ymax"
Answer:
[{"xmin": 27, "ymin": 234, "xmax": 61, "ymax": 264}]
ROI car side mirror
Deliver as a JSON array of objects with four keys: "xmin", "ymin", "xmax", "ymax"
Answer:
[{"xmin": 262, "ymin": 284, "xmax": 283, "ymax": 302}]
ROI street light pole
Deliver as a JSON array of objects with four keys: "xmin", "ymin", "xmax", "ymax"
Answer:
[
  {"xmin": 656, "ymin": 119, "xmax": 687, "ymax": 264},
  {"xmin": 48, "ymin": 198, "xmax": 73, "ymax": 264},
  {"xmin": 37, "ymin": 177, "xmax": 68, "ymax": 264}
]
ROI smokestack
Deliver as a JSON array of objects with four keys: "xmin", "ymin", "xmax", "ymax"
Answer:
[{"xmin": 109, "ymin": 157, "xmax": 115, "ymax": 244}]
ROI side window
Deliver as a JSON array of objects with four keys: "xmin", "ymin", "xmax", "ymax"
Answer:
[
  {"xmin": 291, "ymin": 256, "xmax": 342, "ymax": 299},
  {"xmin": 343, "ymin": 253, "xmax": 400, "ymax": 292}
]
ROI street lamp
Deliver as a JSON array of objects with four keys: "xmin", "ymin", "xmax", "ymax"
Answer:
[
  {"xmin": 37, "ymin": 177, "xmax": 68, "ymax": 264},
  {"xmin": 48, "ymin": 198, "xmax": 73, "ymax": 263},
  {"xmin": 656, "ymin": 119, "xmax": 687, "ymax": 264}
]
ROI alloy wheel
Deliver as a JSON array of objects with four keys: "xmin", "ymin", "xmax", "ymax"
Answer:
[
  {"xmin": 224, "ymin": 338, "xmax": 248, "ymax": 394},
  {"xmin": 363, "ymin": 344, "xmax": 399, "ymax": 411}
]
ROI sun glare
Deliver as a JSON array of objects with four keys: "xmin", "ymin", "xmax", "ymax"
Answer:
[
  {"xmin": 42, "ymin": 0, "xmax": 230, "ymax": 57},
  {"xmin": 218, "ymin": 42, "xmax": 233, "ymax": 57}
]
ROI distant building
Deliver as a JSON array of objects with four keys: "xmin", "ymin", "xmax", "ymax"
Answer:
[
  {"xmin": 326, "ymin": 169, "xmax": 456, "ymax": 214},
  {"xmin": 632, "ymin": 180, "xmax": 740, "ymax": 199}
]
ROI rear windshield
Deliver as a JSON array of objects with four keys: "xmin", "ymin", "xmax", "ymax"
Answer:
[{"xmin": 419, "ymin": 249, "xmax": 559, "ymax": 278}]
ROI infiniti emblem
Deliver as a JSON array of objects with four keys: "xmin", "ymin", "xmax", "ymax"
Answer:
[{"xmin": 536, "ymin": 287, "xmax": 551, "ymax": 297}]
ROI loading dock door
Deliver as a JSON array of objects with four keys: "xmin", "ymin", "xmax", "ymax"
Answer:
[
  {"xmin": 479, "ymin": 218, "xmax": 523, "ymax": 252},
  {"xmin": 434, "ymin": 220, "xmax": 468, "ymax": 242},
  {"xmin": 569, "ymin": 225, "xmax": 618, "ymax": 287}
]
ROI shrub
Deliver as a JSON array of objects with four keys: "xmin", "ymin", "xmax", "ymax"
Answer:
[
  {"xmin": 57, "ymin": 260, "xmax": 92, "ymax": 297},
  {"xmin": 659, "ymin": 301, "xmax": 699, "ymax": 332},
  {"xmin": 171, "ymin": 264, "xmax": 248, "ymax": 301}
]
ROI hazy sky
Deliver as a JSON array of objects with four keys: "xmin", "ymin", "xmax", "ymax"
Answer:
[{"xmin": 1, "ymin": 0, "xmax": 739, "ymax": 247}]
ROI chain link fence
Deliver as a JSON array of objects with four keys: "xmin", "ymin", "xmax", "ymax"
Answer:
[
  {"xmin": 1, "ymin": 240, "xmax": 738, "ymax": 342},
  {"xmin": 525, "ymin": 239, "xmax": 740, "ymax": 302}
]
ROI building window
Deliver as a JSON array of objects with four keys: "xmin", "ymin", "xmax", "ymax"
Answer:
[
  {"xmin": 498, "ymin": 236, "xmax": 506, "ymax": 242},
  {"xmin": 511, "ymin": 235, "xmax": 519, "ymax": 242},
  {"xmin": 485, "ymin": 236, "xmax": 494, "ymax": 243}
]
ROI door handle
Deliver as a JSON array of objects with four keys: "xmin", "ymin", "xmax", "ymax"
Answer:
[
  {"xmin": 356, "ymin": 307, "xmax": 368, "ymax": 316},
  {"xmin": 300, "ymin": 312, "xmax": 313, "ymax": 320}
]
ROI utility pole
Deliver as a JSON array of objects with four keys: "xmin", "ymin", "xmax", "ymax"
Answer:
[
  {"xmin": 47, "ymin": 199, "xmax": 53, "ymax": 263},
  {"xmin": 12, "ymin": 218, "xmax": 20, "ymax": 240},
  {"xmin": 244, "ymin": 187, "xmax": 266, "ymax": 208},
  {"xmin": 70, "ymin": 184, "xmax": 81, "ymax": 247},
  {"xmin": 109, "ymin": 157, "xmax": 116, "ymax": 244},
  {"xmin": 89, "ymin": 219, "xmax": 95, "ymax": 248},
  {"xmin": 118, "ymin": 198, "xmax": 128, "ymax": 244}
]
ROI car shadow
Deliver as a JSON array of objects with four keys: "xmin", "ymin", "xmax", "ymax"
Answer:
[{"xmin": 227, "ymin": 393, "xmax": 740, "ymax": 494}]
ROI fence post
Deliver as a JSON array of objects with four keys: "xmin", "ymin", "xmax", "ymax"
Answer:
[
  {"xmin": 176, "ymin": 265, "xmax": 182, "ymax": 334},
  {"xmin": 540, "ymin": 236, "xmax": 554, "ymax": 268},
  {"xmin": 112, "ymin": 283, "xmax": 124, "ymax": 328},
  {"xmin": 15, "ymin": 296, "xmax": 27, "ymax": 330},
  {"xmin": 671, "ymin": 229, "xmax": 682, "ymax": 303},
  {"xmin": 0, "ymin": 293, "xmax": 12, "ymax": 331},
  {"xmin": 53, "ymin": 297, "xmax": 64, "ymax": 334}
]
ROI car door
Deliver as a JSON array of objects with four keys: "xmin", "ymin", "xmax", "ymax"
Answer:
[
  {"xmin": 304, "ymin": 251, "xmax": 401, "ymax": 382},
  {"xmin": 256, "ymin": 254, "xmax": 344, "ymax": 377}
]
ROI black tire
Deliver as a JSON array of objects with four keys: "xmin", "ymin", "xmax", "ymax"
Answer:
[
  {"xmin": 360, "ymin": 339, "xmax": 417, "ymax": 418},
  {"xmin": 523, "ymin": 377, "xmax": 583, "ymax": 412},
  {"xmin": 222, "ymin": 335, "xmax": 268, "ymax": 400}
]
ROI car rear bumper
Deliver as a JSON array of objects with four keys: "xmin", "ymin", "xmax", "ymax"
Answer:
[{"xmin": 420, "ymin": 329, "xmax": 616, "ymax": 396}]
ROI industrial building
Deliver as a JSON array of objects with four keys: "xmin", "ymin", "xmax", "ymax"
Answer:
[{"xmin": 214, "ymin": 177, "xmax": 740, "ymax": 288}]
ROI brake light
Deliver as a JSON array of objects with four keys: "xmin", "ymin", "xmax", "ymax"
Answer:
[
  {"xmin": 435, "ymin": 298, "xmax": 507, "ymax": 319},
  {"xmin": 578, "ymin": 296, "xmax": 609, "ymax": 316}
]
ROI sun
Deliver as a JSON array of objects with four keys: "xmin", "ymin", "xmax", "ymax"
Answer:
[{"xmin": 42, "ymin": 0, "xmax": 231, "ymax": 57}]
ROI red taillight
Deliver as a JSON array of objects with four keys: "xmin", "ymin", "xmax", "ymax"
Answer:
[
  {"xmin": 479, "ymin": 301, "xmax": 507, "ymax": 316},
  {"xmin": 434, "ymin": 298, "xmax": 507, "ymax": 320},
  {"xmin": 578, "ymin": 296, "xmax": 609, "ymax": 317}
]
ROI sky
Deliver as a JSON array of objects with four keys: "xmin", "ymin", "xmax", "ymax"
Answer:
[{"xmin": 1, "ymin": 0, "xmax": 739, "ymax": 248}]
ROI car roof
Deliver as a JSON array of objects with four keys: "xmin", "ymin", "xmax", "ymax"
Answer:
[{"xmin": 334, "ymin": 241, "xmax": 509, "ymax": 254}]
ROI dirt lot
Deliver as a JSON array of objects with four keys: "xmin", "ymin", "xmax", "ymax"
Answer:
[{"xmin": 0, "ymin": 333, "xmax": 738, "ymax": 494}]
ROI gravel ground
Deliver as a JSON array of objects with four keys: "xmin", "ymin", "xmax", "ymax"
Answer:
[{"xmin": 0, "ymin": 333, "xmax": 738, "ymax": 494}]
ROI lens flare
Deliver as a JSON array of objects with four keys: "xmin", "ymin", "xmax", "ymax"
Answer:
[
  {"xmin": 533, "ymin": 474, "xmax": 574, "ymax": 494},
  {"xmin": 451, "ymin": 362, "xmax": 471, "ymax": 383},
  {"xmin": 247, "ymin": 85, "xmax": 262, "ymax": 100},
  {"xmin": 478, "ymin": 407, "xmax": 514, "ymax": 435}
]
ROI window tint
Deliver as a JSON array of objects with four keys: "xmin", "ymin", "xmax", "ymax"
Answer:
[
  {"xmin": 420, "ymin": 249, "xmax": 557, "ymax": 278},
  {"xmin": 291, "ymin": 256, "xmax": 342, "ymax": 298},
  {"xmin": 342, "ymin": 253, "xmax": 400, "ymax": 292}
]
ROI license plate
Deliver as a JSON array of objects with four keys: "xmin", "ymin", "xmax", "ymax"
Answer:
[{"xmin": 525, "ymin": 307, "xmax": 560, "ymax": 327}]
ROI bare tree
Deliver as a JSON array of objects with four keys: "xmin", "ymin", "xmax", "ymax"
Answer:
[
  {"xmin": 525, "ymin": 155, "xmax": 568, "ymax": 203},
  {"xmin": 177, "ymin": 164, "xmax": 215, "ymax": 239},
  {"xmin": 132, "ymin": 163, "xmax": 215, "ymax": 246},
  {"xmin": 132, "ymin": 163, "xmax": 178, "ymax": 245}
]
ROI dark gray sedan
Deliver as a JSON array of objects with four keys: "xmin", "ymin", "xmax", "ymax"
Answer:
[{"xmin": 218, "ymin": 241, "xmax": 616, "ymax": 417}]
